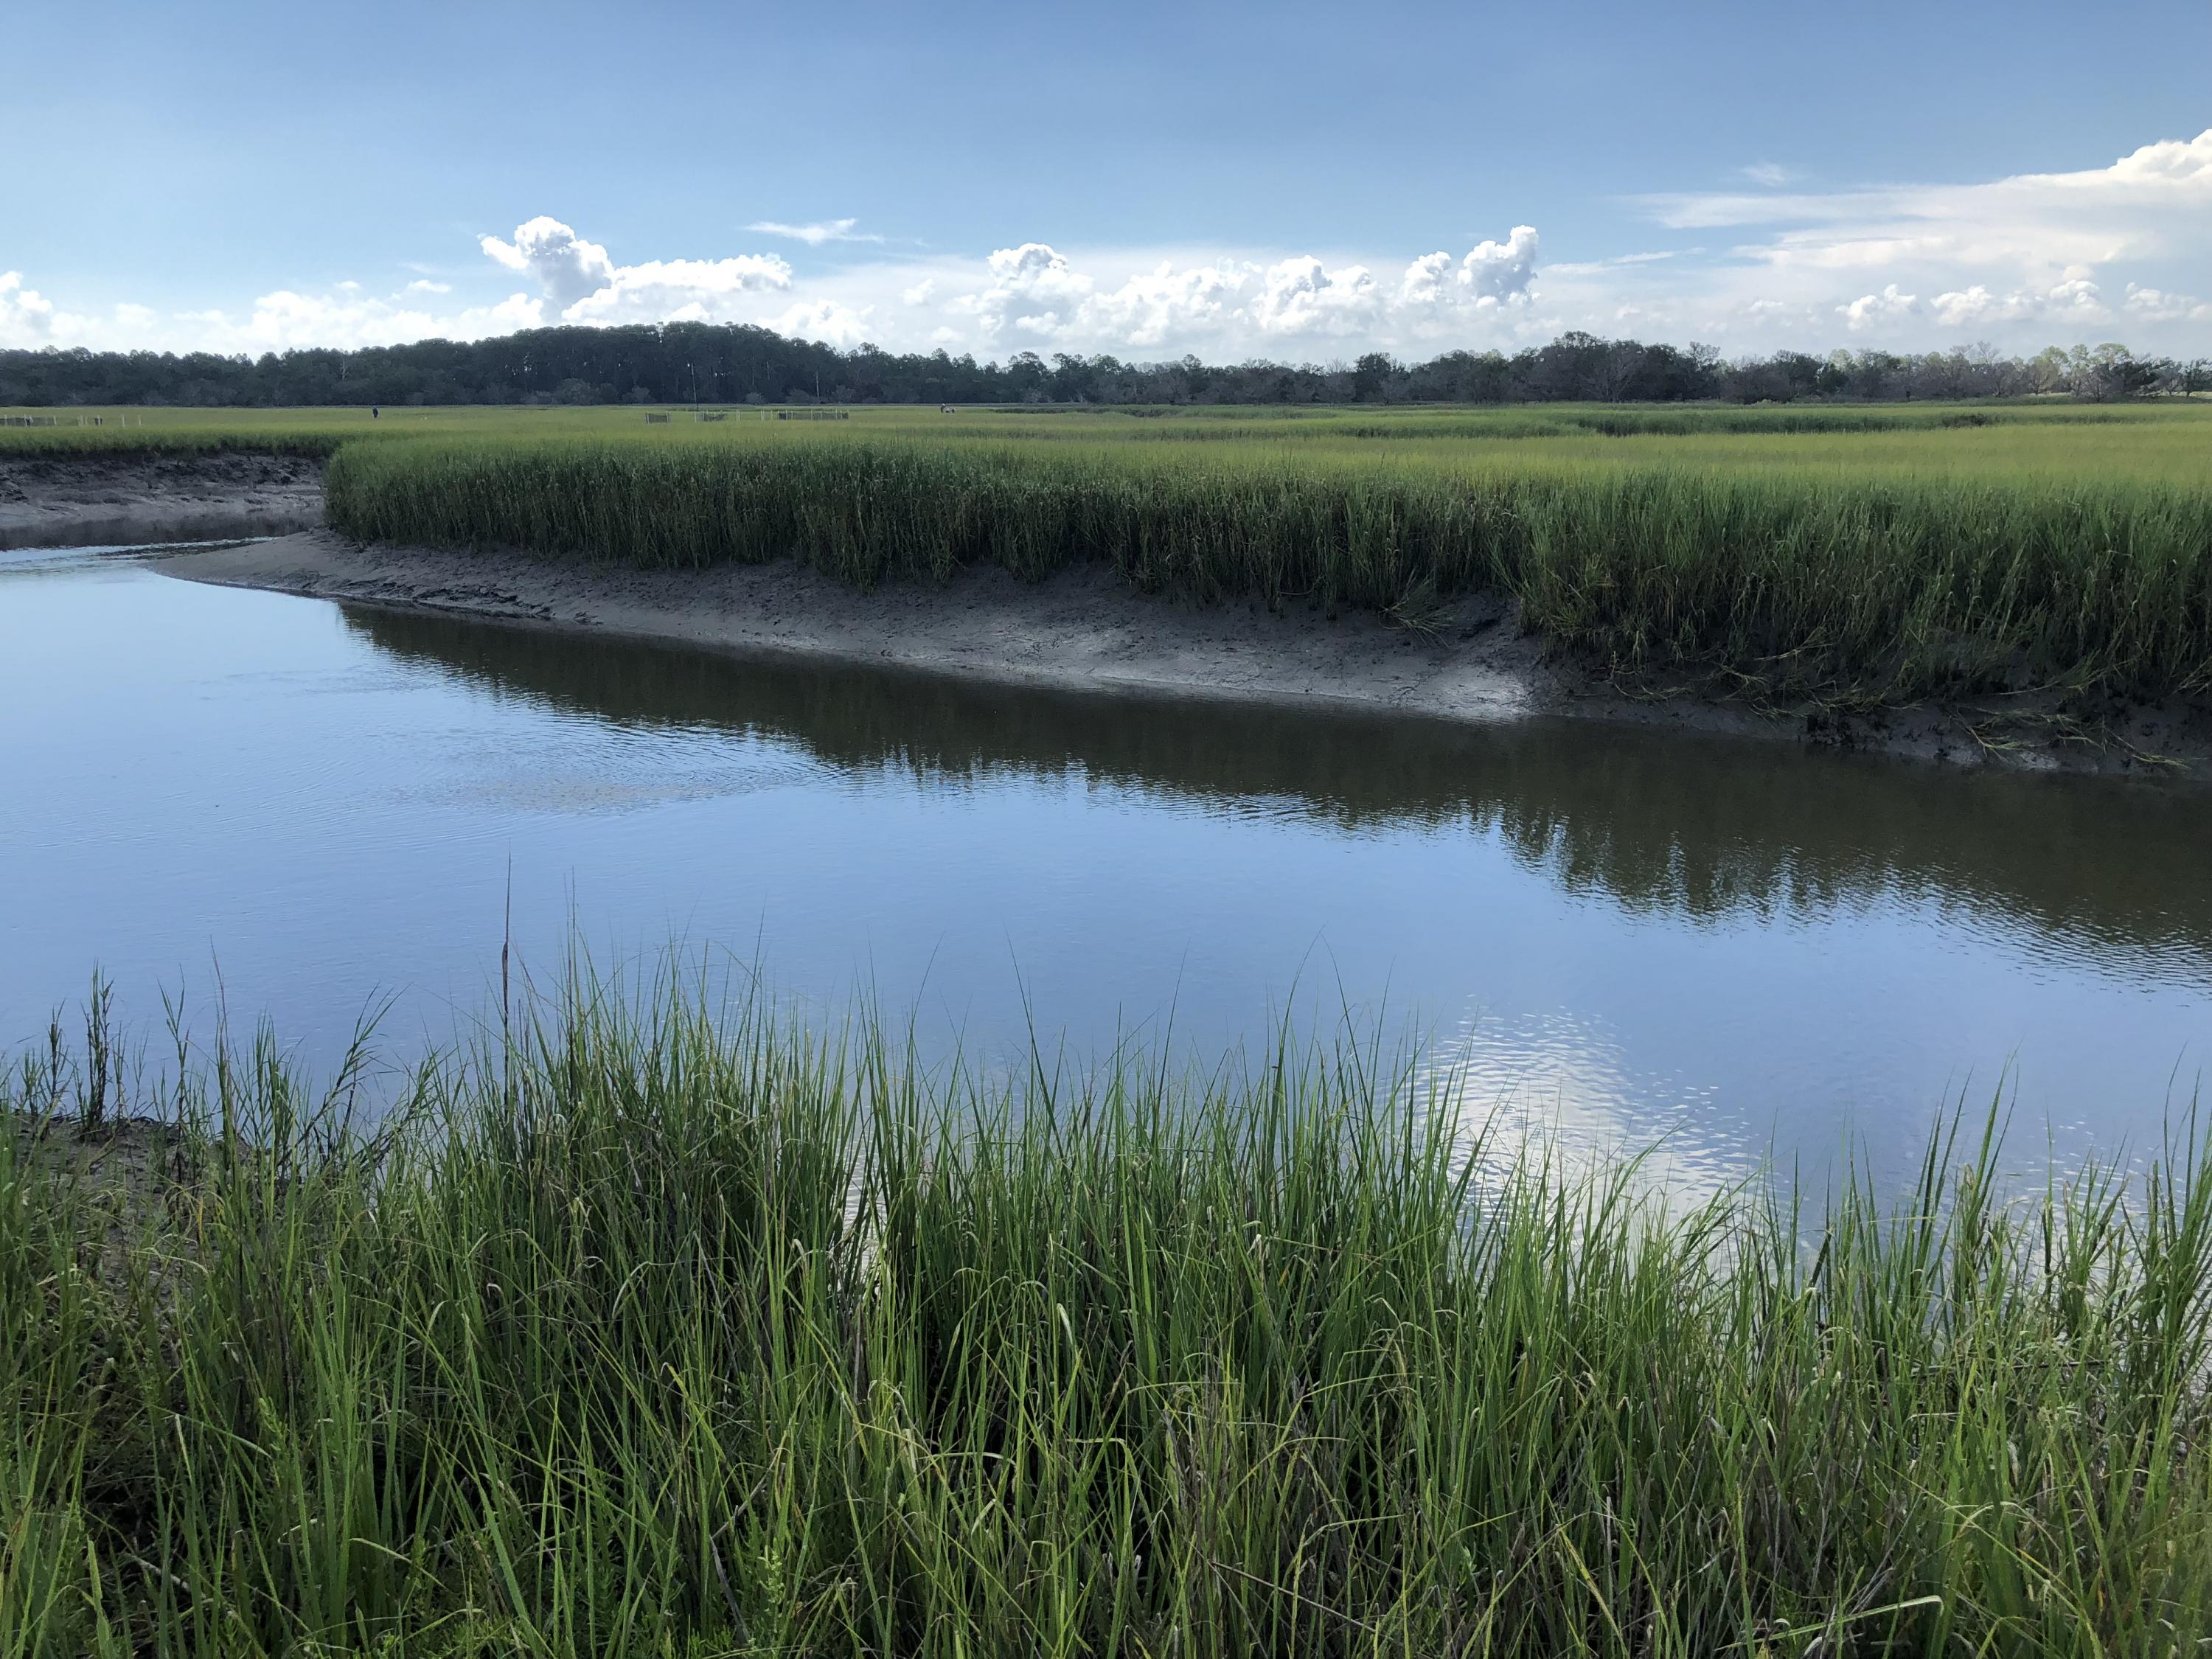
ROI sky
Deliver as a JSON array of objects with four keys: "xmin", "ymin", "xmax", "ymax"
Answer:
[{"xmin": 5, "ymin": 0, "xmax": 2210, "ymax": 364}]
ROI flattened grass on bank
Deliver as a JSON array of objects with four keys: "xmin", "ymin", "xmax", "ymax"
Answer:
[
  {"xmin": 6, "ymin": 973, "xmax": 2212, "ymax": 1656},
  {"xmin": 326, "ymin": 430, "xmax": 2212, "ymax": 708}
]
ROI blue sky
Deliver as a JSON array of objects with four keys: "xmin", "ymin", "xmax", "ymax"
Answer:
[{"xmin": 6, "ymin": 0, "xmax": 2210, "ymax": 359}]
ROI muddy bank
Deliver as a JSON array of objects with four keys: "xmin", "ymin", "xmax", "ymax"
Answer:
[
  {"xmin": 157, "ymin": 530, "xmax": 2212, "ymax": 779},
  {"xmin": 0, "ymin": 452, "xmax": 324, "ymax": 549}
]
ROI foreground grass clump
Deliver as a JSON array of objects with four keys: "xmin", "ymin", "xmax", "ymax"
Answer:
[
  {"xmin": 7, "ymin": 977, "xmax": 2212, "ymax": 1657},
  {"xmin": 324, "ymin": 432, "xmax": 2212, "ymax": 709}
]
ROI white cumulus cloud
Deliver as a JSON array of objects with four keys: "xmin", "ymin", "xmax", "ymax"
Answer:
[
  {"xmin": 1080, "ymin": 260, "xmax": 1250, "ymax": 349},
  {"xmin": 15, "ymin": 131, "xmax": 2212, "ymax": 363},
  {"xmin": 1928, "ymin": 279, "xmax": 2107, "ymax": 330},
  {"xmin": 1396, "ymin": 227, "xmax": 1541, "ymax": 315},
  {"xmin": 1457, "ymin": 225, "xmax": 1541, "ymax": 302},
  {"xmin": 1837, "ymin": 285, "xmax": 1919, "ymax": 331},
  {"xmin": 561, "ymin": 256, "xmax": 793, "ymax": 325},
  {"xmin": 1248, "ymin": 257, "xmax": 1382, "ymax": 336},
  {"xmin": 479, "ymin": 216, "xmax": 616, "ymax": 313},
  {"xmin": 1398, "ymin": 251, "xmax": 1454, "ymax": 305},
  {"xmin": 481, "ymin": 216, "xmax": 792, "ymax": 325},
  {"xmin": 922, "ymin": 227, "xmax": 1540, "ymax": 355},
  {"xmin": 2124, "ymin": 282, "xmax": 2212, "ymax": 322},
  {"xmin": 175, "ymin": 288, "xmax": 546, "ymax": 352},
  {"xmin": 1, "ymin": 270, "xmax": 278, "ymax": 350},
  {"xmin": 950, "ymin": 242, "xmax": 1096, "ymax": 339},
  {"xmin": 1629, "ymin": 129, "xmax": 2212, "ymax": 347},
  {"xmin": 763, "ymin": 299, "xmax": 875, "ymax": 349},
  {"xmin": 0, "ymin": 272, "xmax": 58, "ymax": 344}
]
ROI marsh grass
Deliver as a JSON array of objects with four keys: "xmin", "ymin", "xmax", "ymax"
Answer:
[
  {"xmin": 10, "ymin": 399, "xmax": 2211, "ymax": 708},
  {"xmin": 326, "ymin": 431, "xmax": 2212, "ymax": 708},
  {"xmin": 7, "ymin": 398, "xmax": 2208, "ymax": 466},
  {"xmin": 5, "ymin": 966, "xmax": 2212, "ymax": 1656}
]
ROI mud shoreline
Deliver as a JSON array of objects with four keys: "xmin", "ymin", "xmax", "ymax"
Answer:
[
  {"xmin": 10, "ymin": 453, "xmax": 2199, "ymax": 778},
  {"xmin": 156, "ymin": 530, "xmax": 2212, "ymax": 781},
  {"xmin": 0, "ymin": 452, "xmax": 324, "ymax": 549}
]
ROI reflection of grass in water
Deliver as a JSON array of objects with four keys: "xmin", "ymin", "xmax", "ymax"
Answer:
[
  {"xmin": 9, "ymin": 963, "xmax": 2212, "ymax": 1654},
  {"xmin": 347, "ymin": 600, "xmax": 2212, "ymax": 970}
]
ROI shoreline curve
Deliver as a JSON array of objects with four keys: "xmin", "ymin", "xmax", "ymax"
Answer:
[{"xmin": 153, "ymin": 529, "xmax": 2212, "ymax": 783}]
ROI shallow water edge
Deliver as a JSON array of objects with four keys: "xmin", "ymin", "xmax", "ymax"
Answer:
[{"xmin": 163, "ymin": 528, "xmax": 2212, "ymax": 781}]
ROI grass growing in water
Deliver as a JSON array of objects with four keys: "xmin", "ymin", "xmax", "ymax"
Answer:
[{"xmin": 6, "ymin": 970, "xmax": 2211, "ymax": 1655}]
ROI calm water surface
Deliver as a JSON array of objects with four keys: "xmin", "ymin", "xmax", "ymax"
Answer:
[{"xmin": 6, "ymin": 543, "xmax": 2209, "ymax": 1196}]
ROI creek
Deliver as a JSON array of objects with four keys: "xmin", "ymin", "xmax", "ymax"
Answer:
[{"xmin": 6, "ymin": 541, "xmax": 2208, "ymax": 1197}]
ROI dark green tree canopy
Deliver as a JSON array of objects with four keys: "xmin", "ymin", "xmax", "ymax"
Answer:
[{"xmin": 0, "ymin": 322, "xmax": 2194, "ymax": 407}]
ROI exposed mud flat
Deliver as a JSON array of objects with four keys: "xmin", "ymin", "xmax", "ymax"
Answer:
[
  {"xmin": 0, "ymin": 451, "xmax": 325, "ymax": 549},
  {"xmin": 159, "ymin": 530, "xmax": 2212, "ymax": 781}
]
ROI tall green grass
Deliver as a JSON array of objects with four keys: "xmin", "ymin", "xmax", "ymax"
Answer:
[
  {"xmin": 15, "ymin": 400, "xmax": 2210, "ymax": 707},
  {"xmin": 327, "ymin": 433, "xmax": 2212, "ymax": 706},
  {"xmin": 6, "ymin": 970, "xmax": 2212, "ymax": 1655}
]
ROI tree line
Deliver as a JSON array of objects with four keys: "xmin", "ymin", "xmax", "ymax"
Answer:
[{"xmin": 1, "ymin": 323, "xmax": 2202, "ymax": 408}]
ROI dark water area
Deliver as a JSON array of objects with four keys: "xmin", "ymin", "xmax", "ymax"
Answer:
[{"xmin": 6, "ymin": 545, "xmax": 2209, "ymax": 1199}]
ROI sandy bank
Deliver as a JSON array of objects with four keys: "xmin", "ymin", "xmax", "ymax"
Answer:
[
  {"xmin": 0, "ymin": 452, "xmax": 324, "ymax": 549},
  {"xmin": 164, "ymin": 530, "xmax": 1557, "ymax": 720},
  {"xmin": 157, "ymin": 531, "xmax": 2212, "ymax": 780}
]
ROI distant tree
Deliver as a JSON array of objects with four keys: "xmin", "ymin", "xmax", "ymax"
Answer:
[
  {"xmin": 1002, "ymin": 351, "xmax": 1048, "ymax": 402},
  {"xmin": 1586, "ymin": 341, "xmax": 1646, "ymax": 403},
  {"xmin": 1175, "ymin": 354, "xmax": 1211, "ymax": 403},
  {"xmin": 1, "ymin": 321, "xmax": 2194, "ymax": 411},
  {"xmin": 2068, "ymin": 344, "xmax": 2162, "ymax": 402},
  {"xmin": 1046, "ymin": 353, "xmax": 1099, "ymax": 403},
  {"xmin": 1351, "ymin": 352, "xmax": 1396, "ymax": 402},
  {"xmin": 1720, "ymin": 356, "xmax": 1798, "ymax": 403}
]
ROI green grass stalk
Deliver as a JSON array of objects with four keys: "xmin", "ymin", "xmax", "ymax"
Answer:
[
  {"xmin": 4, "ymin": 968, "xmax": 2210, "ymax": 1655},
  {"xmin": 324, "ymin": 432, "xmax": 2212, "ymax": 707}
]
